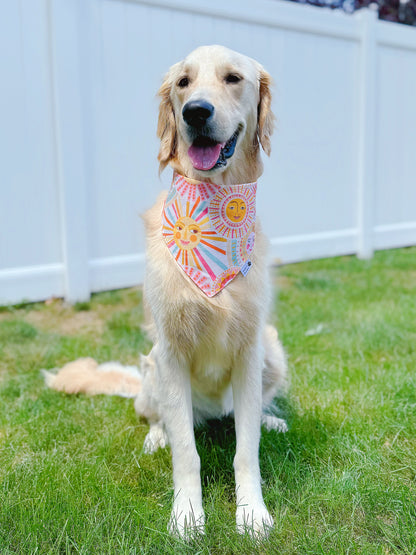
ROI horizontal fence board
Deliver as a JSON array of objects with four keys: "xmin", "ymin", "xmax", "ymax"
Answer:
[
  {"xmin": 269, "ymin": 229, "xmax": 358, "ymax": 264},
  {"xmin": 89, "ymin": 254, "xmax": 146, "ymax": 293},
  {"xmin": 374, "ymin": 223, "xmax": 416, "ymax": 250},
  {"xmin": 0, "ymin": 264, "xmax": 65, "ymax": 306}
]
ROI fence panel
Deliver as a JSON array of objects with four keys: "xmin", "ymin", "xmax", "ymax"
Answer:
[
  {"xmin": 0, "ymin": 0, "xmax": 64, "ymax": 302},
  {"xmin": 374, "ymin": 25, "xmax": 416, "ymax": 250},
  {"xmin": 1, "ymin": 0, "xmax": 415, "ymax": 304}
]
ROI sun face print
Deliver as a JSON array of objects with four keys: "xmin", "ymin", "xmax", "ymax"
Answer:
[
  {"xmin": 162, "ymin": 174, "xmax": 258, "ymax": 297},
  {"xmin": 225, "ymin": 198, "xmax": 247, "ymax": 223},
  {"xmin": 163, "ymin": 190, "xmax": 228, "ymax": 282},
  {"xmin": 209, "ymin": 184, "xmax": 257, "ymax": 239},
  {"xmin": 174, "ymin": 217, "xmax": 202, "ymax": 250}
]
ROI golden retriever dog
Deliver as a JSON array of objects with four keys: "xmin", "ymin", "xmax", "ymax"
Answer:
[{"xmin": 45, "ymin": 45, "xmax": 288, "ymax": 538}]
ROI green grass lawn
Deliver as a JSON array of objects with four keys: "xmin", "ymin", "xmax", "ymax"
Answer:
[{"xmin": 0, "ymin": 247, "xmax": 415, "ymax": 554}]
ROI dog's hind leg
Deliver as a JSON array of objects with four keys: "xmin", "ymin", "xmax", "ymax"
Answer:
[
  {"xmin": 262, "ymin": 325, "xmax": 288, "ymax": 403},
  {"xmin": 261, "ymin": 325, "xmax": 289, "ymax": 433},
  {"xmin": 133, "ymin": 351, "xmax": 170, "ymax": 454},
  {"xmin": 143, "ymin": 421, "xmax": 169, "ymax": 454},
  {"xmin": 261, "ymin": 414, "xmax": 288, "ymax": 433}
]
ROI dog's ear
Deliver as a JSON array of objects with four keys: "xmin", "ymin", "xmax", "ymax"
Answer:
[
  {"xmin": 256, "ymin": 68, "xmax": 275, "ymax": 156},
  {"xmin": 157, "ymin": 67, "xmax": 178, "ymax": 172}
]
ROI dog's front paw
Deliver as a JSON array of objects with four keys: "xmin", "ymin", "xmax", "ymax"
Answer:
[
  {"xmin": 236, "ymin": 503, "xmax": 274, "ymax": 538},
  {"xmin": 168, "ymin": 500, "xmax": 205, "ymax": 539},
  {"xmin": 143, "ymin": 424, "xmax": 168, "ymax": 454}
]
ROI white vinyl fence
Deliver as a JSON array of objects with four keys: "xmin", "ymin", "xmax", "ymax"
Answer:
[{"xmin": 1, "ymin": 0, "xmax": 416, "ymax": 305}]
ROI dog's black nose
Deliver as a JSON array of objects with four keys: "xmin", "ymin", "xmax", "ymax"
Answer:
[{"xmin": 182, "ymin": 100, "xmax": 214, "ymax": 128}]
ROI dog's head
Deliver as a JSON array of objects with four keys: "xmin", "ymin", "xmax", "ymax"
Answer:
[{"xmin": 157, "ymin": 45, "xmax": 274, "ymax": 184}]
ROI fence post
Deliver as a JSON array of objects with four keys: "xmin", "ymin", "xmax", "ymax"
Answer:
[
  {"xmin": 357, "ymin": 7, "xmax": 378, "ymax": 259},
  {"xmin": 47, "ymin": 0, "xmax": 90, "ymax": 302}
]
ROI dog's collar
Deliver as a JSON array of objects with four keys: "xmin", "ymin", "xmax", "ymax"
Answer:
[{"xmin": 162, "ymin": 172, "xmax": 257, "ymax": 297}]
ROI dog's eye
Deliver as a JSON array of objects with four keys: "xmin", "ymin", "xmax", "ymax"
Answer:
[
  {"xmin": 225, "ymin": 73, "xmax": 242, "ymax": 84},
  {"xmin": 177, "ymin": 76, "xmax": 189, "ymax": 88}
]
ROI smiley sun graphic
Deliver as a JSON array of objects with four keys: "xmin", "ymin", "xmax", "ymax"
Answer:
[
  {"xmin": 173, "ymin": 217, "xmax": 202, "ymax": 250},
  {"xmin": 225, "ymin": 198, "xmax": 247, "ymax": 223},
  {"xmin": 209, "ymin": 184, "xmax": 256, "ymax": 238},
  {"xmin": 163, "ymin": 193, "xmax": 227, "ymax": 276}
]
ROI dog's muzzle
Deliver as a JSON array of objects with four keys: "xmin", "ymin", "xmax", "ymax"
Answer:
[{"xmin": 182, "ymin": 101, "xmax": 240, "ymax": 172}]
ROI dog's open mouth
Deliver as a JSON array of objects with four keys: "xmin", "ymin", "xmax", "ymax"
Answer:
[{"xmin": 188, "ymin": 129, "xmax": 240, "ymax": 171}]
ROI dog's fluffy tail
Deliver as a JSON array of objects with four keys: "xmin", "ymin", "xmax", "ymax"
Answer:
[{"xmin": 42, "ymin": 357, "xmax": 142, "ymax": 398}]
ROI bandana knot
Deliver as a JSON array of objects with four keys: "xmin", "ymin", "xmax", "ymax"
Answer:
[{"xmin": 162, "ymin": 173, "xmax": 257, "ymax": 297}]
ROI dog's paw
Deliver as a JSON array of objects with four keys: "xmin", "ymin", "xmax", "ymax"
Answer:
[
  {"xmin": 143, "ymin": 424, "xmax": 168, "ymax": 454},
  {"xmin": 236, "ymin": 503, "xmax": 274, "ymax": 538},
  {"xmin": 261, "ymin": 414, "xmax": 288, "ymax": 433},
  {"xmin": 168, "ymin": 501, "xmax": 205, "ymax": 539}
]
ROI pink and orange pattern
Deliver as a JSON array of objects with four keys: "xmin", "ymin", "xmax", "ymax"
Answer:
[{"xmin": 162, "ymin": 173, "xmax": 257, "ymax": 297}]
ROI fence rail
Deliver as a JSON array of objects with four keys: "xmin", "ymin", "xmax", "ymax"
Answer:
[{"xmin": 1, "ymin": 0, "xmax": 415, "ymax": 304}]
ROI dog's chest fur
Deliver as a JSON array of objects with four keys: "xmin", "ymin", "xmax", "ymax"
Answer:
[{"xmin": 143, "ymin": 192, "xmax": 270, "ymax": 411}]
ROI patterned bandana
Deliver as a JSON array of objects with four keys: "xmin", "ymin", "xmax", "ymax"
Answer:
[{"xmin": 162, "ymin": 173, "xmax": 257, "ymax": 297}]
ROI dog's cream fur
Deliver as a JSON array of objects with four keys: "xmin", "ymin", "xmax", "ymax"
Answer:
[{"xmin": 44, "ymin": 45, "xmax": 288, "ymax": 538}]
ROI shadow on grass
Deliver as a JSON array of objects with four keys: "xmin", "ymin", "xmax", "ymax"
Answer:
[
  {"xmin": 193, "ymin": 396, "xmax": 342, "ymax": 501},
  {"xmin": 196, "ymin": 416, "xmax": 236, "ymax": 487}
]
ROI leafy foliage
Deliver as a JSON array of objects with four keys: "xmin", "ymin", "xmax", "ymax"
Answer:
[{"xmin": 286, "ymin": 0, "xmax": 416, "ymax": 26}]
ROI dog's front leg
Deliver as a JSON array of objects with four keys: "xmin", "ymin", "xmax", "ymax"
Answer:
[
  {"xmin": 155, "ymin": 346, "xmax": 204, "ymax": 537},
  {"xmin": 232, "ymin": 345, "xmax": 274, "ymax": 537}
]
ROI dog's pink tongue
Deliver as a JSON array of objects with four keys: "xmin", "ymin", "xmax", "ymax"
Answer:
[{"xmin": 188, "ymin": 143, "xmax": 224, "ymax": 171}]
